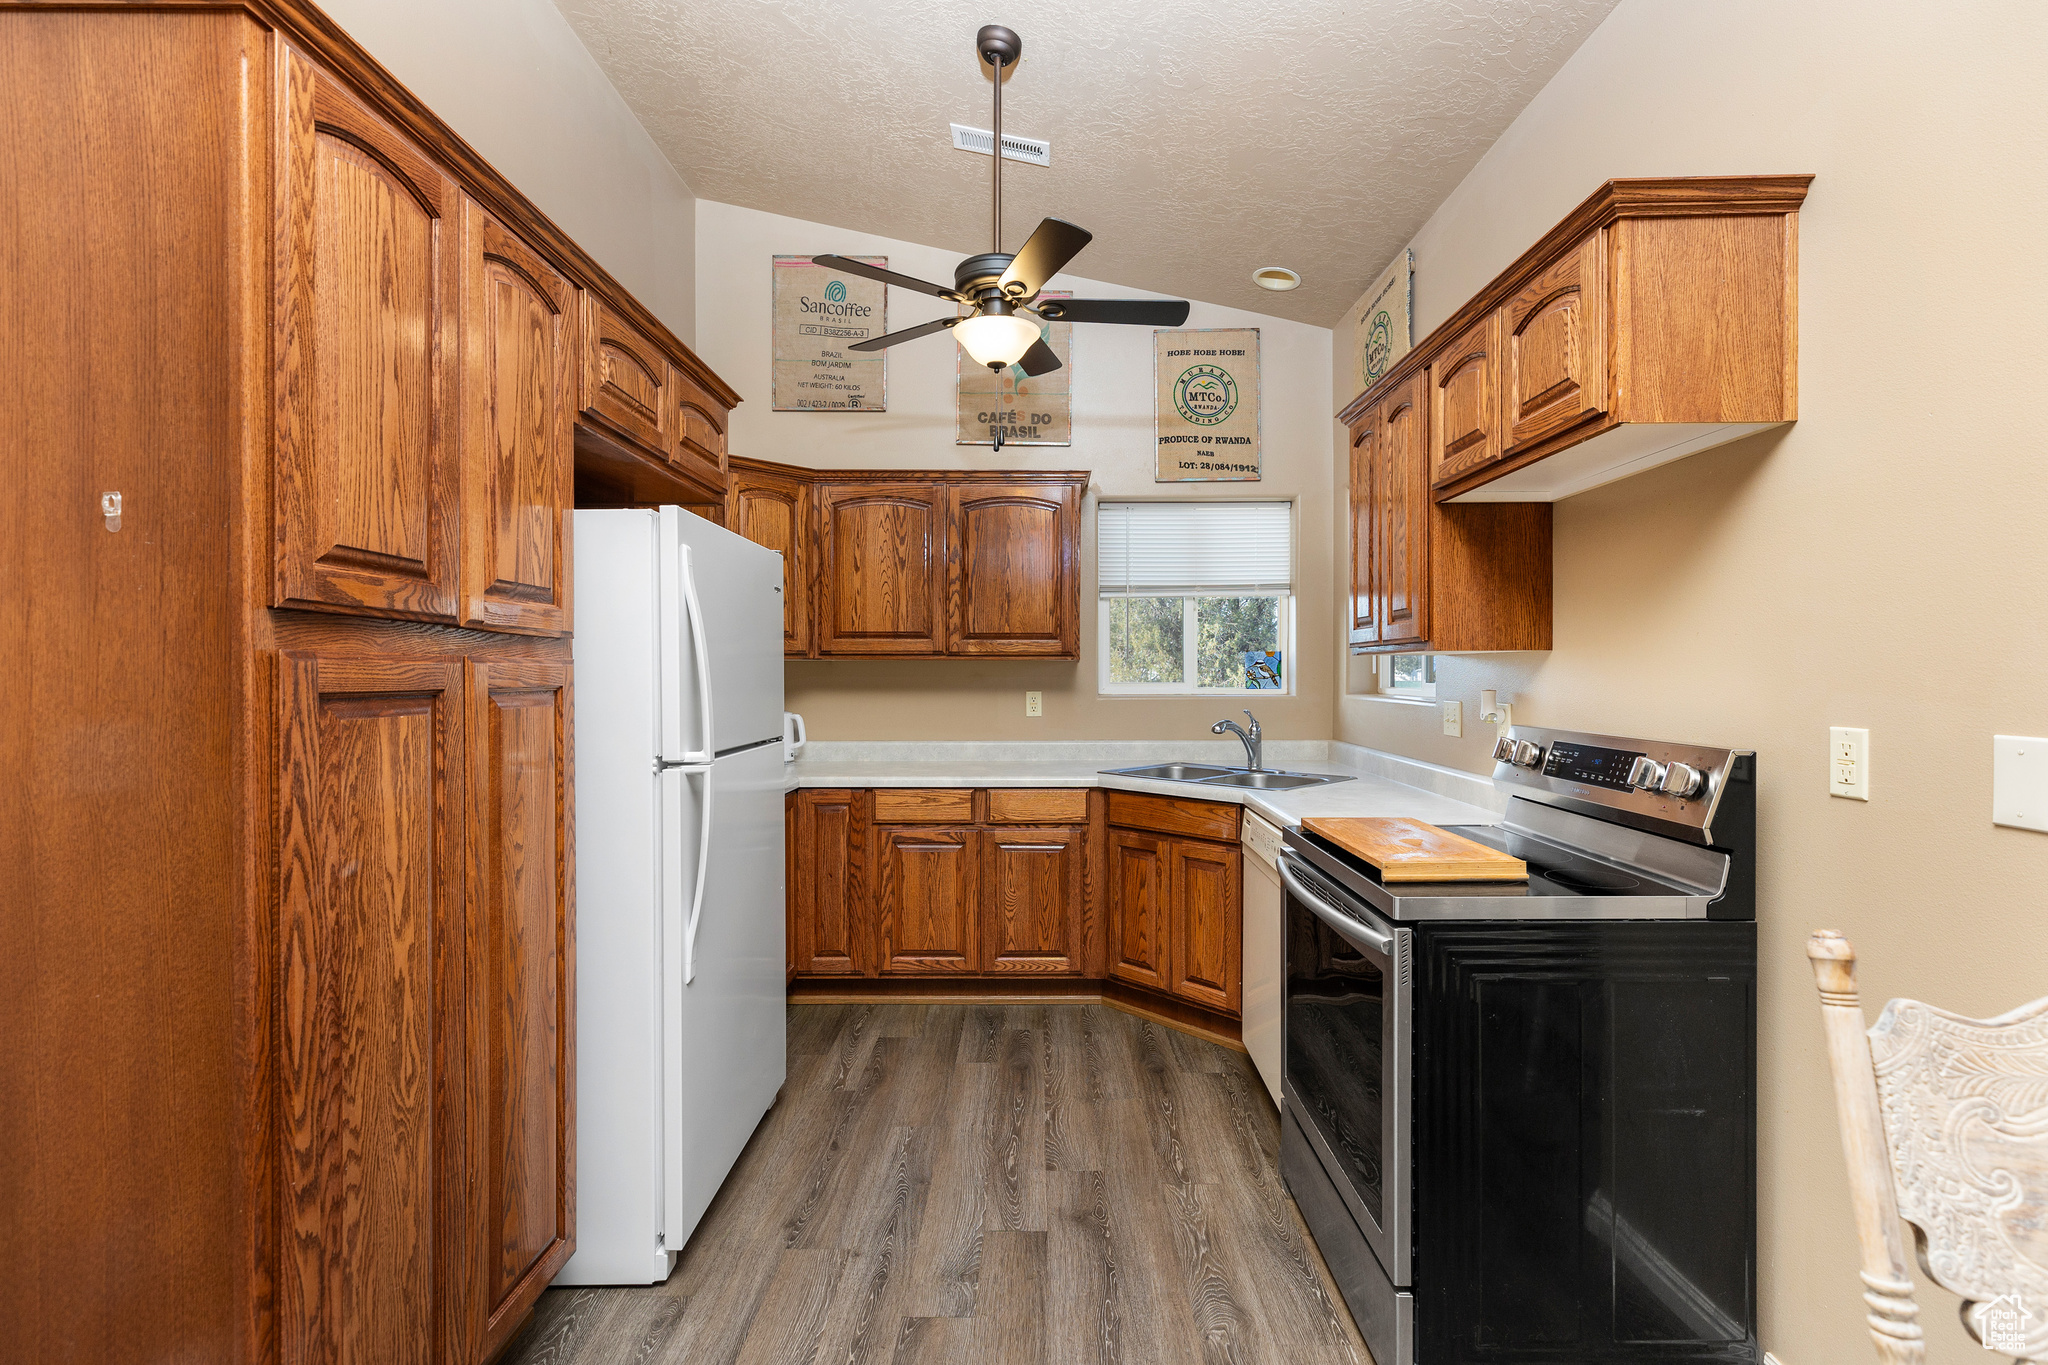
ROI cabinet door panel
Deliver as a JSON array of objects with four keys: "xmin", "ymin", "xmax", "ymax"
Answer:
[
  {"xmin": 946, "ymin": 482, "xmax": 1079, "ymax": 656},
  {"xmin": 1378, "ymin": 374, "xmax": 1430, "ymax": 647},
  {"xmin": 1429, "ymin": 311, "xmax": 1505, "ymax": 488},
  {"xmin": 1506, "ymin": 233, "xmax": 1606, "ymax": 449},
  {"xmin": 276, "ymin": 51, "xmax": 459, "ymax": 622},
  {"xmin": 1348, "ymin": 416, "xmax": 1380, "ymax": 647},
  {"xmin": 277, "ymin": 652, "xmax": 464, "ymax": 1365},
  {"xmin": 982, "ymin": 827, "xmax": 1083, "ymax": 975},
  {"xmin": 792, "ymin": 790, "xmax": 865, "ymax": 976},
  {"xmin": 579, "ymin": 294, "xmax": 668, "ymax": 456},
  {"xmin": 1171, "ymin": 839, "xmax": 1241, "ymax": 1015},
  {"xmin": 816, "ymin": 484, "xmax": 943, "ymax": 655},
  {"xmin": 465, "ymin": 659, "xmax": 574, "ymax": 1358},
  {"xmin": 1107, "ymin": 830, "xmax": 1170, "ymax": 992},
  {"xmin": 729, "ymin": 472, "xmax": 812, "ymax": 655},
  {"xmin": 876, "ymin": 827, "xmax": 979, "ymax": 973},
  {"xmin": 670, "ymin": 365, "xmax": 728, "ymax": 492},
  {"xmin": 460, "ymin": 200, "xmax": 573, "ymax": 636}
]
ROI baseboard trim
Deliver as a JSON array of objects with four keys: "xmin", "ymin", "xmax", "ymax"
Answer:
[{"xmin": 786, "ymin": 976, "xmax": 1245, "ymax": 1052}]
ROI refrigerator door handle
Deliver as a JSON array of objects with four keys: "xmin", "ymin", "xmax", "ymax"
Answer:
[
  {"xmin": 679, "ymin": 544, "xmax": 715, "ymax": 765},
  {"xmin": 683, "ymin": 763, "xmax": 714, "ymax": 985}
]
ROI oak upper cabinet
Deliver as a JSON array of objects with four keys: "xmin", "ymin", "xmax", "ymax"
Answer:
[
  {"xmin": 459, "ymin": 198, "xmax": 574, "ymax": 636},
  {"xmin": 1170, "ymin": 839, "xmax": 1241, "ymax": 1014},
  {"xmin": 946, "ymin": 481, "xmax": 1081, "ymax": 657},
  {"xmin": 275, "ymin": 50, "xmax": 461, "ymax": 623},
  {"xmin": 981, "ymin": 826, "xmax": 1084, "ymax": 975},
  {"xmin": 1107, "ymin": 829, "xmax": 1171, "ymax": 993},
  {"xmin": 1377, "ymin": 374, "xmax": 1431, "ymax": 648},
  {"xmin": 276, "ymin": 651, "xmax": 466, "ymax": 1364},
  {"xmin": 1350, "ymin": 175, "xmax": 1808, "ymax": 503},
  {"xmin": 579, "ymin": 293, "xmax": 669, "ymax": 460},
  {"xmin": 875, "ymin": 826, "xmax": 979, "ymax": 973},
  {"xmin": 1347, "ymin": 420, "xmax": 1380, "ymax": 648},
  {"xmin": 463, "ymin": 658, "xmax": 574, "ymax": 1359},
  {"xmin": 1428, "ymin": 310, "xmax": 1506, "ymax": 490},
  {"xmin": 669, "ymin": 365, "xmax": 729, "ymax": 494},
  {"xmin": 792, "ymin": 789, "xmax": 864, "ymax": 975},
  {"xmin": 1504, "ymin": 231, "xmax": 1607, "ymax": 450},
  {"xmin": 816, "ymin": 482, "xmax": 946, "ymax": 656},
  {"xmin": 728, "ymin": 463, "xmax": 813, "ymax": 656}
]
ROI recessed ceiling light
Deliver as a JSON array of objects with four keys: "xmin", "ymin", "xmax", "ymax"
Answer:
[{"xmin": 1252, "ymin": 266, "xmax": 1301, "ymax": 292}]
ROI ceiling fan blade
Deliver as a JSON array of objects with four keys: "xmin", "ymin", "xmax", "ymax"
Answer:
[
  {"xmin": 1037, "ymin": 297, "xmax": 1191, "ymax": 327},
  {"xmin": 997, "ymin": 218, "xmax": 1093, "ymax": 299},
  {"xmin": 847, "ymin": 315, "xmax": 959, "ymax": 352},
  {"xmin": 1016, "ymin": 337, "xmax": 1062, "ymax": 377},
  {"xmin": 812, "ymin": 255, "xmax": 965, "ymax": 302}
]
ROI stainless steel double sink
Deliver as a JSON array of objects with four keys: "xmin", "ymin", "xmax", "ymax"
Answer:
[{"xmin": 1100, "ymin": 763, "xmax": 1353, "ymax": 791}]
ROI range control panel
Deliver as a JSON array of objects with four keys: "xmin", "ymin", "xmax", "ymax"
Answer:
[{"xmin": 1490, "ymin": 725, "xmax": 1751, "ymax": 842}]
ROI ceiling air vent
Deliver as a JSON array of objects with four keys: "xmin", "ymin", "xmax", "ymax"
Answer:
[{"xmin": 950, "ymin": 123, "xmax": 1050, "ymax": 167}]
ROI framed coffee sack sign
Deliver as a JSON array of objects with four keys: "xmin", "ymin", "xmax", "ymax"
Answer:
[
  {"xmin": 1353, "ymin": 248, "xmax": 1412, "ymax": 395},
  {"xmin": 956, "ymin": 291, "xmax": 1072, "ymax": 445},
  {"xmin": 1154, "ymin": 327, "xmax": 1260, "ymax": 481},
  {"xmin": 772, "ymin": 255, "xmax": 886, "ymax": 410}
]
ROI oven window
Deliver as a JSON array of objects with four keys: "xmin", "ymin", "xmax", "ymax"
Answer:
[{"xmin": 1285, "ymin": 892, "xmax": 1386, "ymax": 1225}]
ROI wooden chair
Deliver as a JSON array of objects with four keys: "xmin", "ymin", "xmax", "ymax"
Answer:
[{"xmin": 1807, "ymin": 930, "xmax": 2048, "ymax": 1363}]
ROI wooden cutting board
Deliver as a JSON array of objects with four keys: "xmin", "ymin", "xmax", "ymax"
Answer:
[{"xmin": 1301, "ymin": 816, "xmax": 1528, "ymax": 882}]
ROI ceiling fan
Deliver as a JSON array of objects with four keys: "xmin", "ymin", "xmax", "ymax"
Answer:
[{"xmin": 813, "ymin": 24, "xmax": 1189, "ymax": 379}]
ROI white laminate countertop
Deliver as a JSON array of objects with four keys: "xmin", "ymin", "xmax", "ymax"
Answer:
[{"xmin": 786, "ymin": 750, "xmax": 1502, "ymax": 833}]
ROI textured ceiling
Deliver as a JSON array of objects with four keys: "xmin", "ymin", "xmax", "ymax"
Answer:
[{"xmin": 552, "ymin": 0, "xmax": 1620, "ymax": 325}]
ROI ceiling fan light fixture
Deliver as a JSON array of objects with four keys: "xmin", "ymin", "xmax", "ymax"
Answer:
[
  {"xmin": 1252, "ymin": 266, "xmax": 1301, "ymax": 292},
  {"xmin": 954, "ymin": 309, "xmax": 1042, "ymax": 371}
]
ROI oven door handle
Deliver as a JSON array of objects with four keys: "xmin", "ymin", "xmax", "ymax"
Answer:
[{"xmin": 1280, "ymin": 855, "xmax": 1395, "ymax": 957}]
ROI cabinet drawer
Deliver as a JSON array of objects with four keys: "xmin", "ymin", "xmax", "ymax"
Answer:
[
  {"xmin": 985, "ymin": 788, "xmax": 1089, "ymax": 824},
  {"xmin": 872, "ymin": 788, "xmax": 975, "ymax": 823},
  {"xmin": 1106, "ymin": 790, "xmax": 1239, "ymax": 843}
]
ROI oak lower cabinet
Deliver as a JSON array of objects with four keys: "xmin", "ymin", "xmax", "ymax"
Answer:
[
  {"xmin": 1106, "ymin": 830, "xmax": 1172, "ymax": 992},
  {"xmin": 982, "ymin": 826, "xmax": 1085, "ymax": 975},
  {"xmin": 791, "ymin": 789, "xmax": 864, "ymax": 975},
  {"xmin": 723, "ymin": 459, "xmax": 1087, "ymax": 659},
  {"xmin": 277, "ymin": 651, "xmax": 573, "ymax": 1365},
  {"xmin": 875, "ymin": 826, "xmax": 981, "ymax": 972}
]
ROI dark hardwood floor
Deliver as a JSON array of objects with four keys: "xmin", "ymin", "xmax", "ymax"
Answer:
[{"xmin": 501, "ymin": 1002, "xmax": 1369, "ymax": 1365}]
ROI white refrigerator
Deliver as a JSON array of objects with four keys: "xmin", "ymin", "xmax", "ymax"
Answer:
[{"xmin": 558, "ymin": 507, "xmax": 788, "ymax": 1285}]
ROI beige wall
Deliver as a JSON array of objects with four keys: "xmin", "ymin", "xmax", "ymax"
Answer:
[
  {"xmin": 1332, "ymin": 2, "xmax": 2048, "ymax": 1359},
  {"xmin": 322, "ymin": 0, "xmax": 697, "ymax": 341},
  {"xmin": 695, "ymin": 199, "xmax": 1335, "ymax": 743}
]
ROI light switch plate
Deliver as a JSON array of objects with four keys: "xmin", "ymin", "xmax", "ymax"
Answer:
[
  {"xmin": 1024, "ymin": 690, "xmax": 1043, "ymax": 718},
  {"xmin": 1993, "ymin": 735, "xmax": 2048, "ymax": 832},
  {"xmin": 1441, "ymin": 701, "xmax": 1462, "ymax": 737},
  {"xmin": 1830, "ymin": 727, "xmax": 1869, "ymax": 800}
]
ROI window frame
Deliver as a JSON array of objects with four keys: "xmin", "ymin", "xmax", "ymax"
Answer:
[
  {"xmin": 1377, "ymin": 652, "xmax": 1437, "ymax": 699},
  {"xmin": 1097, "ymin": 591, "xmax": 1295, "ymax": 697}
]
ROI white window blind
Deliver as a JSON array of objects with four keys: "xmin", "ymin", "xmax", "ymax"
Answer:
[{"xmin": 1097, "ymin": 501, "xmax": 1293, "ymax": 597}]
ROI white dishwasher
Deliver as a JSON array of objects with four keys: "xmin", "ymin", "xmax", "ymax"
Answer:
[{"xmin": 1239, "ymin": 809, "xmax": 1285, "ymax": 1105}]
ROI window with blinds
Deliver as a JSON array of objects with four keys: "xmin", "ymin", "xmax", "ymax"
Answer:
[{"xmin": 1096, "ymin": 501, "xmax": 1294, "ymax": 695}]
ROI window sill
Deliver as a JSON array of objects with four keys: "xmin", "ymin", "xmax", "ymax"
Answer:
[
  {"xmin": 1101, "ymin": 691, "xmax": 1296, "ymax": 701},
  {"xmin": 1347, "ymin": 691, "xmax": 1438, "ymax": 707}
]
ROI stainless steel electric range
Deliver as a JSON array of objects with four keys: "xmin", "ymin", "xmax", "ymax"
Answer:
[{"xmin": 1279, "ymin": 726, "xmax": 1760, "ymax": 1365}]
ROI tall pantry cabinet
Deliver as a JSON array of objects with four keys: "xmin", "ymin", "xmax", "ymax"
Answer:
[{"xmin": 0, "ymin": 6, "xmax": 735, "ymax": 1363}]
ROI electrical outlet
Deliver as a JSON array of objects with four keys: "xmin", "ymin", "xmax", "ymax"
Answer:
[
  {"xmin": 1441, "ymin": 700, "xmax": 1462, "ymax": 737},
  {"xmin": 1024, "ymin": 690, "xmax": 1043, "ymax": 718},
  {"xmin": 1829, "ymin": 727, "xmax": 1869, "ymax": 800}
]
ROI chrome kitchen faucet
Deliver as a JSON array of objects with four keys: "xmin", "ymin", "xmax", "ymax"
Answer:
[{"xmin": 1212, "ymin": 710, "xmax": 1263, "ymax": 771}]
